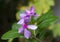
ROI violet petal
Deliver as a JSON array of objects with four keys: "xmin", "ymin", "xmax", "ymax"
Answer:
[
  {"xmin": 17, "ymin": 19, "xmax": 24, "ymax": 24},
  {"xmin": 20, "ymin": 14, "xmax": 26, "ymax": 19},
  {"xmin": 18, "ymin": 27, "xmax": 24, "ymax": 33},
  {"xmin": 24, "ymin": 29, "xmax": 31, "ymax": 39},
  {"xmin": 28, "ymin": 25, "xmax": 37, "ymax": 30},
  {"xmin": 25, "ymin": 10, "xmax": 30, "ymax": 14},
  {"xmin": 30, "ymin": 6, "xmax": 34, "ymax": 13}
]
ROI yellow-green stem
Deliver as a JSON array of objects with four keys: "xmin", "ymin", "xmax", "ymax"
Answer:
[{"xmin": 33, "ymin": 30, "xmax": 36, "ymax": 36}]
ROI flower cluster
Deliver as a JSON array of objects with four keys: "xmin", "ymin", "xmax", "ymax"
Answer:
[{"xmin": 17, "ymin": 6, "xmax": 38, "ymax": 39}]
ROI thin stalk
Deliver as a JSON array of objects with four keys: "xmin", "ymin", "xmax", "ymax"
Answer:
[{"xmin": 32, "ymin": 35, "xmax": 40, "ymax": 42}]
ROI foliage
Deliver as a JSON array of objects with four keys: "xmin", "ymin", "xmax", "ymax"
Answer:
[
  {"xmin": 49, "ymin": 23, "xmax": 60, "ymax": 37},
  {"xmin": 1, "ymin": 30, "xmax": 20, "ymax": 40},
  {"xmin": 12, "ymin": 22, "xmax": 21, "ymax": 30},
  {"xmin": 36, "ymin": 10, "xmax": 57, "ymax": 41},
  {"xmin": 29, "ymin": 0, "xmax": 54, "ymax": 14},
  {"xmin": 1, "ymin": 23, "xmax": 23, "ymax": 41}
]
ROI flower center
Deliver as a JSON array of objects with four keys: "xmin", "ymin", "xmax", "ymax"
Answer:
[
  {"xmin": 23, "ymin": 24, "xmax": 27, "ymax": 28},
  {"xmin": 26, "ymin": 15, "xmax": 30, "ymax": 17}
]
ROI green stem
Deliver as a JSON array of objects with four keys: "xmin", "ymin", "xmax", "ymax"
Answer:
[
  {"xmin": 32, "ymin": 35, "xmax": 41, "ymax": 42},
  {"xmin": 32, "ymin": 31, "xmax": 41, "ymax": 42},
  {"xmin": 8, "ymin": 38, "xmax": 13, "ymax": 42},
  {"xmin": 33, "ymin": 30, "xmax": 36, "ymax": 36}
]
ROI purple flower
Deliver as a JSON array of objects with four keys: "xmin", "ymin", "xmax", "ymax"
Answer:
[
  {"xmin": 17, "ymin": 13, "xmax": 30, "ymax": 24},
  {"xmin": 18, "ymin": 24, "xmax": 37, "ymax": 39},
  {"xmin": 25, "ymin": 6, "xmax": 35, "ymax": 16},
  {"xmin": 17, "ymin": 6, "xmax": 38, "ymax": 39},
  {"xmin": 25, "ymin": 6, "xmax": 39, "ymax": 19},
  {"xmin": 17, "ymin": 14, "xmax": 37, "ymax": 39}
]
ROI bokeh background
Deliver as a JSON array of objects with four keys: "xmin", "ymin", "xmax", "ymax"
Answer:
[{"xmin": 0, "ymin": 0, "xmax": 60, "ymax": 42}]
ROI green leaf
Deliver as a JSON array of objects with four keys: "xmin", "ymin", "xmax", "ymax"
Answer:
[
  {"xmin": 8, "ymin": 38, "xmax": 14, "ymax": 42},
  {"xmin": 12, "ymin": 22, "xmax": 21, "ymax": 30},
  {"xmin": 37, "ymin": 10, "xmax": 57, "ymax": 29},
  {"xmin": 52, "ymin": 23, "xmax": 60, "ymax": 37},
  {"xmin": 37, "ymin": 10, "xmax": 53, "ymax": 24},
  {"xmin": 1, "ymin": 30, "xmax": 21, "ymax": 40},
  {"xmin": 36, "ymin": 10, "xmax": 57, "ymax": 41},
  {"xmin": 38, "ymin": 16, "xmax": 57, "ymax": 29}
]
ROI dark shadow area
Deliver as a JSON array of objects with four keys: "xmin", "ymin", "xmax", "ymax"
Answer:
[
  {"xmin": 0, "ymin": 0, "xmax": 29, "ymax": 42},
  {"xmin": 0, "ymin": 0, "xmax": 17, "ymax": 42},
  {"xmin": 54, "ymin": 0, "xmax": 60, "ymax": 22}
]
